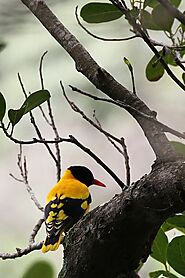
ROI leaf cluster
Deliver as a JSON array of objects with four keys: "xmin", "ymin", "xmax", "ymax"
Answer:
[
  {"xmin": 80, "ymin": 0, "xmax": 185, "ymax": 83},
  {"xmin": 150, "ymin": 213, "xmax": 185, "ymax": 277}
]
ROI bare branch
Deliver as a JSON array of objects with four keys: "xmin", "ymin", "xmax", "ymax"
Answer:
[
  {"xmin": 92, "ymin": 110, "xmax": 124, "ymax": 155},
  {"xmin": 29, "ymin": 217, "xmax": 45, "ymax": 245},
  {"xmin": 157, "ymin": 0, "xmax": 185, "ymax": 25},
  {"xmin": 69, "ymin": 86, "xmax": 185, "ymax": 141},
  {"xmin": 120, "ymin": 137, "xmax": 131, "ymax": 187},
  {"xmin": 68, "ymin": 135, "xmax": 126, "ymax": 190},
  {"xmin": 0, "ymin": 242, "xmax": 43, "ymax": 260},
  {"xmin": 61, "ymin": 82, "xmax": 122, "ymax": 145},
  {"xmin": 11, "ymin": 145, "xmax": 44, "ymax": 212},
  {"xmin": 39, "ymin": 51, "xmax": 62, "ymax": 180},
  {"xmin": 93, "ymin": 110, "xmax": 131, "ymax": 186}
]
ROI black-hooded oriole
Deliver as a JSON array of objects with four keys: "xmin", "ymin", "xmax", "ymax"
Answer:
[{"xmin": 42, "ymin": 165, "xmax": 106, "ymax": 253}]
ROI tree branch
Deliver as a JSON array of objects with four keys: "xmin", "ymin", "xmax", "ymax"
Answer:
[
  {"xmin": 157, "ymin": 0, "xmax": 185, "ymax": 25},
  {"xmin": 59, "ymin": 159, "xmax": 185, "ymax": 278},
  {"xmin": 20, "ymin": 0, "xmax": 178, "ymax": 161}
]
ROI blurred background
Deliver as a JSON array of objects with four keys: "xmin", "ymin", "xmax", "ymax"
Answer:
[{"xmin": 1, "ymin": 0, "xmax": 185, "ymax": 277}]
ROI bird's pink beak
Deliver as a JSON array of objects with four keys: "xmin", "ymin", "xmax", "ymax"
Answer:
[{"xmin": 93, "ymin": 179, "xmax": 106, "ymax": 187}]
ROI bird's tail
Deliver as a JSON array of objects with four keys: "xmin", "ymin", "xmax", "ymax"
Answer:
[{"xmin": 42, "ymin": 232, "xmax": 63, "ymax": 253}]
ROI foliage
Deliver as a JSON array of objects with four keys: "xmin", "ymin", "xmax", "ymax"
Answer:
[
  {"xmin": 0, "ymin": 89, "xmax": 50, "ymax": 131},
  {"xmin": 79, "ymin": 1, "xmax": 185, "ymax": 277},
  {"xmin": 22, "ymin": 260, "xmax": 54, "ymax": 278},
  {"xmin": 80, "ymin": 0, "xmax": 185, "ymax": 84}
]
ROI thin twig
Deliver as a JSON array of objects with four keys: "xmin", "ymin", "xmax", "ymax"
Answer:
[
  {"xmin": 110, "ymin": 0, "xmax": 185, "ymax": 91},
  {"xmin": 17, "ymin": 72, "xmax": 58, "ymax": 164},
  {"xmin": 39, "ymin": 52, "xmax": 61, "ymax": 181},
  {"xmin": 75, "ymin": 6, "xmax": 138, "ymax": 42},
  {"xmin": 61, "ymin": 81, "xmax": 122, "ymax": 144},
  {"xmin": 68, "ymin": 135, "xmax": 126, "ymax": 190},
  {"xmin": 0, "ymin": 241, "xmax": 43, "ymax": 260},
  {"xmin": 12, "ymin": 145, "xmax": 44, "ymax": 212},
  {"xmin": 17, "ymin": 72, "xmax": 28, "ymax": 98},
  {"xmin": 38, "ymin": 51, "xmax": 52, "ymax": 125},
  {"xmin": 92, "ymin": 110, "xmax": 124, "ymax": 155},
  {"xmin": 120, "ymin": 137, "xmax": 130, "ymax": 187},
  {"xmin": 69, "ymin": 86, "xmax": 185, "ymax": 140},
  {"xmin": 29, "ymin": 217, "xmax": 45, "ymax": 245}
]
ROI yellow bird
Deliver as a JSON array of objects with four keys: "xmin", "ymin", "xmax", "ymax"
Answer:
[{"xmin": 42, "ymin": 165, "xmax": 106, "ymax": 253}]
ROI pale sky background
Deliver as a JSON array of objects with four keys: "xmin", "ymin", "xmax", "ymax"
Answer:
[{"xmin": 0, "ymin": 0, "xmax": 185, "ymax": 277}]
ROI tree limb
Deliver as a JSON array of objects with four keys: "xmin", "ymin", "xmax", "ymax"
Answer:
[
  {"xmin": 20, "ymin": 0, "xmax": 178, "ymax": 161},
  {"xmin": 59, "ymin": 159, "xmax": 185, "ymax": 278},
  {"xmin": 157, "ymin": 0, "xmax": 185, "ymax": 25}
]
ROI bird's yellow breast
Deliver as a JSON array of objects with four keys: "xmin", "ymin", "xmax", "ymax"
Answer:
[{"xmin": 46, "ymin": 169, "xmax": 90, "ymax": 203}]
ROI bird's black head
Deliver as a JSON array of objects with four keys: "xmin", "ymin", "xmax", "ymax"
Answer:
[
  {"xmin": 68, "ymin": 166, "xmax": 106, "ymax": 188},
  {"xmin": 68, "ymin": 166, "xmax": 94, "ymax": 187}
]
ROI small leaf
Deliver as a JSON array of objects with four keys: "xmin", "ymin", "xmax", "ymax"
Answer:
[
  {"xmin": 170, "ymin": 141, "xmax": 185, "ymax": 156},
  {"xmin": 161, "ymin": 221, "xmax": 175, "ymax": 232},
  {"xmin": 143, "ymin": 0, "xmax": 158, "ymax": 8},
  {"xmin": 149, "ymin": 270, "xmax": 178, "ymax": 278},
  {"xmin": 0, "ymin": 92, "xmax": 6, "ymax": 121},
  {"xmin": 152, "ymin": 4, "xmax": 175, "ymax": 31},
  {"xmin": 167, "ymin": 214, "xmax": 185, "ymax": 229},
  {"xmin": 151, "ymin": 228, "xmax": 168, "ymax": 265},
  {"xmin": 8, "ymin": 89, "xmax": 50, "ymax": 126},
  {"xmin": 140, "ymin": 10, "xmax": 161, "ymax": 30},
  {"xmin": 167, "ymin": 236, "xmax": 185, "ymax": 276},
  {"xmin": 22, "ymin": 260, "xmax": 54, "ymax": 278},
  {"xmin": 0, "ymin": 42, "xmax": 6, "ymax": 53},
  {"xmin": 146, "ymin": 54, "xmax": 164, "ymax": 81},
  {"xmin": 163, "ymin": 51, "xmax": 177, "ymax": 66},
  {"xmin": 80, "ymin": 3, "xmax": 123, "ymax": 23},
  {"xmin": 171, "ymin": 0, "xmax": 181, "ymax": 8},
  {"xmin": 124, "ymin": 57, "xmax": 132, "ymax": 71}
]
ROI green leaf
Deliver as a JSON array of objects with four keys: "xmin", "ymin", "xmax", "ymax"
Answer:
[
  {"xmin": 146, "ymin": 53, "xmax": 164, "ymax": 81},
  {"xmin": 143, "ymin": 0, "xmax": 158, "ymax": 8},
  {"xmin": 167, "ymin": 214, "xmax": 185, "ymax": 229},
  {"xmin": 22, "ymin": 260, "xmax": 54, "ymax": 278},
  {"xmin": 0, "ymin": 42, "xmax": 6, "ymax": 53},
  {"xmin": 167, "ymin": 236, "xmax": 185, "ymax": 276},
  {"xmin": 171, "ymin": 0, "xmax": 181, "ymax": 8},
  {"xmin": 170, "ymin": 141, "xmax": 185, "ymax": 156},
  {"xmin": 0, "ymin": 92, "xmax": 6, "ymax": 121},
  {"xmin": 149, "ymin": 270, "xmax": 178, "ymax": 278},
  {"xmin": 151, "ymin": 228, "xmax": 168, "ymax": 265},
  {"xmin": 152, "ymin": 4, "xmax": 174, "ymax": 31},
  {"xmin": 161, "ymin": 220, "xmax": 175, "ymax": 232},
  {"xmin": 163, "ymin": 51, "xmax": 177, "ymax": 66},
  {"xmin": 8, "ymin": 89, "xmax": 50, "ymax": 126},
  {"xmin": 144, "ymin": 0, "xmax": 181, "ymax": 9},
  {"xmin": 124, "ymin": 57, "xmax": 132, "ymax": 71},
  {"xmin": 80, "ymin": 3, "xmax": 123, "ymax": 23},
  {"xmin": 140, "ymin": 10, "xmax": 161, "ymax": 30}
]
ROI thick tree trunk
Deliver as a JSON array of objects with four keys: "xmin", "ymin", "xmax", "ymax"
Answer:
[{"xmin": 59, "ymin": 159, "xmax": 185, "ymax": 278}]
